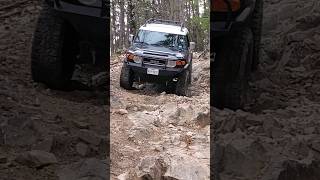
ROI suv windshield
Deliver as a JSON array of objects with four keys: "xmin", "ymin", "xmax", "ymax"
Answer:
[{"xmin": 134, "ymin": 30, "xmax": 188, "ymax": 50}]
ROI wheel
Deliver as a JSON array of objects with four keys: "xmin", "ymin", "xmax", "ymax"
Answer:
[
  {"xmin": 175, "ymin": 69, "xmax": 190, "ymax": 96},
  {"xmin": 166, "ymin": 81, "xmax": 176, "ymax": 94},
  {"xmin": 251, "ymin": 0, "xmax": 263, "ymax": 71},
  {"xmin": 212, "ymin": 28, "xmax": 254, "ymax": 110},
  {"xmin": 188, "ymin": 61, "xmax": 192, "ymax": 84},
  {"xmin": 31, "ymin": 2, "xmax": 78, "ymax": 89},
  {"xmin": 120, "ymin": 63, "xmax": 134, "ymax": 90}
]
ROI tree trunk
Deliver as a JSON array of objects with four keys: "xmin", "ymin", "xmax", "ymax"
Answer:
[
  {"xmin": 111, "ymin": 0, "xmax": 116, "ymax": 53},
  {"xmin": 119, "ymin": 0, "xmax": 125, "ymax": 50},
  {"xmin": 128, "ymin": 0, "xmax": 136, "ymax": 34}
]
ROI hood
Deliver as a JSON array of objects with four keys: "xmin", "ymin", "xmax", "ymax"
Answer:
[{"xmin": 129, "ymin": 43, "xmax": 188, "ymax": 60}]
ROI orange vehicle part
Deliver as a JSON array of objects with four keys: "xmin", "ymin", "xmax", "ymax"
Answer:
[
  {"xmin": 212, "ymin": 0, "xmax": 240, "ymax": 12},
  {"xmin": 126, "ymin": 52, "xmax": 135, "ymax": 62},
  {"xmin": 176, "ymin": 60, "xmax": 186, "ymax": 66}
]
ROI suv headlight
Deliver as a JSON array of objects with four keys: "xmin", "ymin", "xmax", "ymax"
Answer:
[
  {"xmin": 126, "ymin": 53, "xmax": 142, "ymax": 63},
  {"xmin": 133, "ymin": 56, "xmax": 143, "ymax": 63},
  {"xmin": 167, "ymin": 60, "xmax": 176, "ymax": 68},
  {"xmin": 167, "ymin": 60, "xmax": 186, "ymax": 68}
]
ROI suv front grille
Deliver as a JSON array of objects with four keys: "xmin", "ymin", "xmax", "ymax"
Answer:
[{"xmin": 143, "ymin": 57, "xmax": 166, "ymax": 67}]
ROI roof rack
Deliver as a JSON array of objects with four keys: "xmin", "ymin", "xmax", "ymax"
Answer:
[{"xmin": 144, "ymin": 18, "xmax": 185, "ymax": 31}]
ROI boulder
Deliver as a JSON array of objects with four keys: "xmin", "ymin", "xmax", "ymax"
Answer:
[
  {"xmin": 160, "ymin": 103, "xmax": 180, "ymax": 125},
  {"xmin": 58, "ymin": 158, "xmax": 107, "ymax": 180},
  {"xmin": 76, "ymin": 142, "xmax": 89, "ymax": 156},
  {"xmin": 117, "ymin": 172, "xmax": 129, "ymax": 180},
  {"xmin": 163, "ymin": 153, "xmax": 209, "ymax": 180},
  {"xmin": 115, "ymin": 109, "xmax": 128, "ymax": 115},
  {"xmin": 15, "ymin": 150, "xmax": 57, "ymax": 168},
  {"xmin": 135, "ymin": 156, "xmax": 166, "ymax": 179},
  {"xmin": 78, "ymin": 130, "xmax": 101, "ymax": 146},
  {"xmin": 33, "ymin": 136, "xmax": 54, "ymax": 152}
]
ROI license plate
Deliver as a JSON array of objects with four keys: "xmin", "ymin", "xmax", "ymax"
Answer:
[{"xmin": 147, "ymin": 68, "xmax": 159, "ymax": 75}]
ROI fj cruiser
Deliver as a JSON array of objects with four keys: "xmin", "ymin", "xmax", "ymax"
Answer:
[
  {"xmin": 211, "ymin": 0, "xmax": 263, "ymax": 110},
  {"xmin": 31, "ymin": 0, "xmax": 108, "ymax": 89},
  {"xmin": 120, "ymin": 19, "xmax": 195, "ymax": 96}
]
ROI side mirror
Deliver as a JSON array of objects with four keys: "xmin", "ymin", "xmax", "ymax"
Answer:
[
  {"xmin": 190, "ymin": 42, "xmax": 196, "ymax": 51},
  {"xmin": 129, "ymin": 34, "xmax": 134, "ymax": 44}
]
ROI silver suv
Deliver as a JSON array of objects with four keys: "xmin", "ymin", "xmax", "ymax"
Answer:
[{"xmin": 120, "ymin": 19, "xmax": 195, "ymax": 96}]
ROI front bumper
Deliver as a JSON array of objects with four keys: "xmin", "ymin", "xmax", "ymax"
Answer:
[{"xmin": 126, "ymin": 61, "xmax": 185, "ymax": 82}]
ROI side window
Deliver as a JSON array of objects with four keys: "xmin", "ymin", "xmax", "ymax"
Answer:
[
  {"xmin": 134, "ymin": 30, "xmax": 142, "ymax": 42},
  {"xmin": 177, "ymin": 35, "xmax": 188, "ymax": 50},
  {"xmin": 186, "ymin": 35, "xmax": 190, "ymax": 47}
]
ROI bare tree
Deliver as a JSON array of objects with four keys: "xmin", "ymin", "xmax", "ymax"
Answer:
[{"xmin": 119, "ymin": 0, "xmax": 125, "ymax": 50}]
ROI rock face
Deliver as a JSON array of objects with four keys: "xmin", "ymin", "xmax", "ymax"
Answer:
[
  {"xmin": 117, "ymin": 172, "xmax": 129, "ymax": 180},
  {"xmin": 132, "ymin": 154, "xmax": 210, "ymax": 180},
  {"xmin": 32, "ymin": 136, "xmax": 54, "ymax": 152},
  {"xmin": 277, "ymin": 160, "xmax": 320, "ymax": 180},
  {"xmin": 110, "ymin": 51, "xmax": 210, "ymax": 178},
  {"xmin": 58, "ymin": 158, "xmax": 107, "ymax": 180},
  {"xmin": 135, "ymin": 156, "xmax": 166, "ymax": 179},
  {"xmin": 115, "ymin": 109, "xmax": 129, "ymax": 115},
  {"xmin": 163, "ymin": 153, "xmax": 210, "ymax": 180},
  {"xmin": 214, "ymin": 1, "xmax": 320, "ymax": 179},
  {"xmin": 15, "ymin": 150, "xmax": 57, "ymax": 168},
  {"xmin": 0, "ymin": 1, "xmax": 108, "ymax": 179},
  {"xmin": 128, "ymin": 111, "xmax": 158, "ymax": 141},
  {"xmin": 76, "ymin": 142, "xmax": 89, "ymax": 156},
  {"xmin": 78, "ymin": 130, "xmax": 102, "ymax": 146}
]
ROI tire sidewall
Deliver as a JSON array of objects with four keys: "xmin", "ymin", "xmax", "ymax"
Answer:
[
  {"xmin": 31, "ymin": 2, "xmax": 77, "ymax": 89},
  {"xmin": 176, "ymin": 69, "xmax": 190, "ymax": 96},
  {"xmin": 212, "ymin": 28, "xmax": 254, "ymax": 110},
  {"xmin": 120, "ymin": 63, "xmax": 134, "ymax": 89}
]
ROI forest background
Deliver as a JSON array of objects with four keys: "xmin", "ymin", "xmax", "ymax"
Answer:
[{"xmin": 110, "ymin": 0, "xmax": 210, "ymax": 54}]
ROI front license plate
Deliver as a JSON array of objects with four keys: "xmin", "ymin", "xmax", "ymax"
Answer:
[{"xmin": 147, "ymin": 68, "xmax": 159, "ymax": 75}]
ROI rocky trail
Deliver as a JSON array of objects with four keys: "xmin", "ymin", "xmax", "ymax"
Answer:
[
  {"xmin": 110, "ymin": 53, "xmax": 210, "ymax": 179},
  {"xmin": 0, "ymin": 1, "xmax": 108, "ymax": 179},
  {"xmin": 214, "ymin": 0, "xmax": 320, "ymax": 179}
]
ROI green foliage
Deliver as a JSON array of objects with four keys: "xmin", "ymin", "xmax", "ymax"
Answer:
[{"xmin": 186, "ymin": 7, "xmax": 209, "ymax": 51}]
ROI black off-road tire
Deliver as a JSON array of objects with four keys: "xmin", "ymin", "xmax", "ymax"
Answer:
[
  {"xmin": 251, "ymin": 0, "xmax": 263, "ymax": 71},
  {"xmin": 188, "ymin": 62, "xmax": 192, "ymax": 84},
  {"xmin": 166, "ymin": 81, "xmax": 176, "ymax": 94},
  {"xmin": 212, "ymin": 28, "xmax": 254, "ymax": 110},
  {"xmin": 120, "ymin": 63, "xmax": 134, "ymax": 90},
  {"xmin": 31, "ymin": 2, "xmax": 78, "ymax": 89},
  {"xmin": 175, "ymin": 69, "xmax": 190, "ymax": 96}
]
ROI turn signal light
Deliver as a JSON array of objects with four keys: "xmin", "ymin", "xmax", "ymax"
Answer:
[
  {"xmin": 212, "ymin": 0, "xmax": 240, "ymax": 12},
  {"xmin": 126, "ymin": 52, "xmax": 142, "ymax": 63},
  {"xmin": 126, "ymin": 53, "xmax": 135, "ymax": 62},
  {"xmin": 176, "ymin": 60, "xmax": 186, "ymax": 66}
]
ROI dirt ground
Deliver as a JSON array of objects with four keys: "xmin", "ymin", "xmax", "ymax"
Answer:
[
  {"xmin": 110, "ymin": 53, "xmax": 210, "ymax": 179},
  {"xmin": 0, "ymin": 1, "xmax": 108, "ymax": 179}
]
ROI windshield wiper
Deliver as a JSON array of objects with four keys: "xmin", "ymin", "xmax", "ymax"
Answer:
[
  {"xmin": 135, "ymin": 41, "xmax": 149, "ymax": 45},
  {"xmin": 168, "ymin": 45, "xmax": 178, "ymax": 50},
  {"xmin": 150, "ymin": 43, "xmax": 163, "ymax": 46}
]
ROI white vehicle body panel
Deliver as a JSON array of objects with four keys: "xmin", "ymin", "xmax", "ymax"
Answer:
[{"xmin": 139, "ymin": 23, "xmax": 188, "ymax": 35}]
